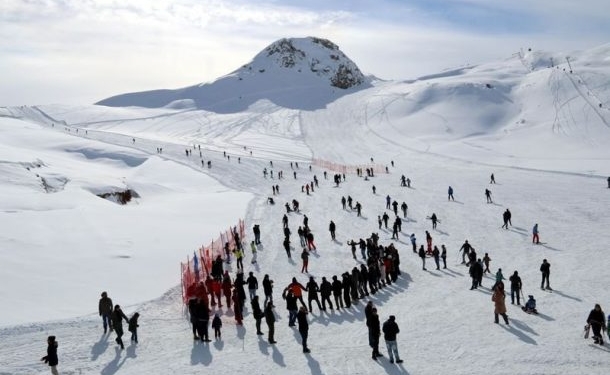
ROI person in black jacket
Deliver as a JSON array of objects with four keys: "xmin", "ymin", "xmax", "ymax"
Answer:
[
  {"xmin": 194, "ymin": 299, "xmax": 211, "ymax": 342},
  {"xmin": 369, "ymin": 308, "xmax": 382, "ymax": 360},
  {"xmin": 331, "ymin": 275, "xmax": 343, "ymax": 309},
  {"xmin": 306, "ymin": 276, "xmax": 322, "ymax": 312},
  {"xmin": 41, "ymin": 335, "xmax": 59, "ymax": 375},
  {"xmin": 297, "ymin": 306, "xmax": 310, "ymax": 353},
  {"xmin": 128, "ymin": 312, "xmax": 140, "ymax": 344},
  {"xmin": 382, "ymin": 315, "xmax": 403, "ymax": 364},
  {"xmin": 587, "ymin": 304, "xmax": 606, "ymax": 345},
  {"xmin": 111, "ymin": 305, "xmax": 129, "ymax": 349},
  {"xmin": 319, "ymin": 277, "xmax": 333, "ymax": 311},
  {"xmin": 251, "ymin": 295, "xmax": 264, "ymax": 335},
  {"xmin": 265, "ymin": 302, "xmax": 277, "ymax": 344},
  {"xmin": 246, "ymin": 272, "xmax": 258, "ymax": 301},
  {"xmin": 509, "ymin": 271, "xmax": 522, "ymax": 305},
  {"xmin": 99, "ymin": 291, "xmax": 113, "ymax": 334},
  {"xmin": 329, "ymin": 220, "xmax": 336, "ymax": 240},
  {"xmin": 253, "ymin": 224, "xmax": 261, "ymax": 245},
  {"xmin": 540, "ymin": 259, "xmax": 552, "ymax": 290},
  {"xmin": 262, "ymin": 274, "xmax": 274, "ymax": 307}
]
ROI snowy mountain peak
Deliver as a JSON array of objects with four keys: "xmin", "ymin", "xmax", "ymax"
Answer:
[
  {"xmin": 241, "ymin": 37, "xmax": 366, "ymax": 89},
  {"xmin": 96, "ymin": 37, "xmax": 369, "ymax": 112}
]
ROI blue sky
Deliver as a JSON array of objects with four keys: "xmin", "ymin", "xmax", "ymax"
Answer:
[{"xmin": 0, "ymin": 0, "xmax": 608, "ymax": 106}]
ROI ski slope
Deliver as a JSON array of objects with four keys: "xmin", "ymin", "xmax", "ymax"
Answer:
[{"xmin": 1, "ymin": 42, "xmax": 610, "ymax": 374}]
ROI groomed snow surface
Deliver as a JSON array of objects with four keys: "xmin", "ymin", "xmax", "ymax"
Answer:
[{"xmin": 2, "ymin": 43, "xmax": 610, "ymax": 374}]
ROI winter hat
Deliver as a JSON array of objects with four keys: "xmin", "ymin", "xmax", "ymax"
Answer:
[{"xmin": 389, "ymin": 315, "xmax": 396, "ymax": 321}]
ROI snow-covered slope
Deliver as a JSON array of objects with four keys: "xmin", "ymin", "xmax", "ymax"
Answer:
[
  {"xmin": 96, "ymin": 37, "xmax": 370, "ymax": 113},
  {"xmin": 1, "ymin": 42, "xmax": 610, "ymax": 374}
]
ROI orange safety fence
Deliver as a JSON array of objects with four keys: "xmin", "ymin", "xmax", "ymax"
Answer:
[
  {"xmin": 311, "ymin": 158, "xmax": 387, "ymax": 175},
  {"xmin": 180, "ymin": 219, "xmax": 246, "ymax": 304}
]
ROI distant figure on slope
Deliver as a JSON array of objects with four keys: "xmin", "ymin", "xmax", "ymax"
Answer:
[
  {"xmin": 502, "ymin": 209, "xmax": 512, "ymax": 229},
  {"xmin": 212, "ymin": 313, "xmax": 222, "ymax": 340},
  {"xmin": 386, "ymin": 195, "xmax": 391, "ymax": 209},
  {"xmin": 329, "ymin": 220, "xmax": 336, "ymax": 240},
  {"xmin": 490, "ymin": 173, "xmax": 496, "ymax": 184},
  {"xmin": 485, "ymin": 189, "xmax": 493, "ymax": 203},
  {"xmin": 448, "ymin": 186, "xmax": 454, "ymax": 201},
  {"xmin": 532, "ymin": 223, "xmax": 540, "ymax": 244},
  {"xmin": 128, "ymin": 312, "xmax": 140, "ymax": 344},
  {"xmin": 429, "ymin": 213, "xmax": 439, "ymax": 229},
  {"xmin": 401, "ymin": 202, "xmax": 408, "ymax": 218},
  {"xmin": 540, "ymin": 259, "xmax": 551, "ymax": 290},
  {"xmin": 509, "ymin": 271, "xmax": 522, "ymax": 305}
]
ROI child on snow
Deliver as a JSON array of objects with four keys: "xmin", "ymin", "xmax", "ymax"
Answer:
[
  {"xmin": 128, "ymin": 312, "xmax": 140, "ymax": 343},
  {"xmin": 212, "ymin": 313, "xmax": 222, "ymax": 339}
]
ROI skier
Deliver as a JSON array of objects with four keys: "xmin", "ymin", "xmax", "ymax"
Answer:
[
  {"xmin": 509, "ymin": 271, "xmax": 522, "ymax": 305},
  {"xmin": 586, "ymin": 304, "xmax": 606, "ymax": 345},
  {"xmin": 382, "ymin": 315, "xmax": 404, "ymax": 364},
  {"xmin": 211, "ymin": 313, "xmax": 222, "ymax": 339},
  {"xmin": 265, "ymin": 302, "xmax": 277, "ymax": 344},
  {"xmin": 382, "ymin": 212, "xmax": 390, "ymax": 228},
  {"xmin": 540, "ymin": 259, "xmax": 551, "ymax": 290},
  {"xmin": 459, "ymin": 240, "xmax": 473, "ymax": 264},
  {"xmin": 485, "ymin": 188, "xmax": 492, "ymax": 203},
  {"xmin": 297, "ymin": 306, "xmax": 310, "ymax": 353},
  {"xmin": 99, "ymin": 291, "xmax": 114, "ymax": 334},
  {"xmin": 111, "ymin": 304, "xmax": 130, "ymax": 349},
  {"xmin": 329, "ymin": 220, "xmax": 336, "ymax": 240},
  {"xmin": 492, "ymin": 282, "xmax": 509, "ymax": 325},
  {"xmin": 532, "ymin": 224, "xmax": 540, "ymax": 244},
  {"xmin": 251, "ymin": 295, "xmax": 264, "ymax": 335},
  {"xmin": 128, "ymin": 312, "xmax": 139, "ymax": 344},
  {"xmin": 448, "ymin": 186, "xmax": 454, "ymax": 201},
  {"xmin": 41, "ymin": 335, "xmax": 59, "ymax": 375},
  {"xmin": 425, "ymin": 231, "xmax": 433, "ymax": 253},
  {"xmin": 355, "ymin": 201, "xmax": 362, "ymax": 217}
]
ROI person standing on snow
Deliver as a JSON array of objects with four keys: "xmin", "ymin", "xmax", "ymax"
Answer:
[
  {"xmin": 430, "ymin": 213, "xmax": 439, "ymax": 229},
  {"xmin": 99, "ymin": 291, "xmax": 114, "ymax": 334},
  {"xmin": 382, "ymin": 315, "xmax": 404, "ymax": 364},
  {"xmin": 386, "ymin": 195, "xmax": 391, "ymax": 209},
  {"xmin": 418, "ymin": 245, "xmax": 427, "ymax": 271},
  {"xmin": 401, "ymin": 202, "xmax": 408, "ymax": 218},
  {"xmin": 532, "ymin": 224, "xmax": 540, "ymax": 244},
  {"xmin": 432, "ymin": 246, "xmax": 440, "ymax": 270},
  {"xmin": 540, "ymin": 259, "xmax": 551, "ymax": 290},
  {"xmin": 509, "ymin": 271, "xmax": 522, "ymax": 305},
  {"xmin": 492, "ymin": 282, "xmax": 509, "ymax": 325},
  {"xmin": 246, "ymin": 272, "xmax": 258, "ymax": 301},
  {"xmin": 586, "ymin": 304, "xmax": 606, "ymax": 345},
  {"xmin": 440, "ymin": 245, "xmax": 447, "ymax": 269},
  {"xmin": 265, "ymin": 302, "xmax": 277, "ymax": 344},
  {"xmin": 297, "ymin": 306, "xmax": 311, "ymax": 353},
  {"xmin": 485, "ymin": 188, "xmax": 493, "ymax": 203},
  {"xmin": 369, "ymin": 307, "xmax": 382, "ymax": 360},
  {"xmin": 252, "ymin": 224, "xmax": 261, "ymax": 245},
  {"xmin": 483, "ymin": 253, "xmax": 492, "ymax": 273},
  {"xmin": 410, "ymin": 233, "xmax": 417, "ymax": 253},
  {"xmin": 459, "ymin": 240, "xmax": 473, "ymax": 264},
  {"xmin": 448, "ymin": 186, "xmax": 454, "ymax": 201},
  {"xmin": 251, "ymin": 295, "xmax": 264, "ymax": 335},
  {"xmin": 329, "ymin": 220, "xmax": 336, "ymax": 240},
  {"xmin": 40, "ymin": 335, "xmax": 59, "ymax": 375}
]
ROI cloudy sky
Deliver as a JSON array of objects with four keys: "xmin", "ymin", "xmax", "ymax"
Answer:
[{"xmin": 1, "ymin": 0, "xmax": 608, "ymax": 106}]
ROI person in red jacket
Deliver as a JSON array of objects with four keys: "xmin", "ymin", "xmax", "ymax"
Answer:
[{"xmin": 284, "ymin": 277, "xmax": 307, "ymax": 307}]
